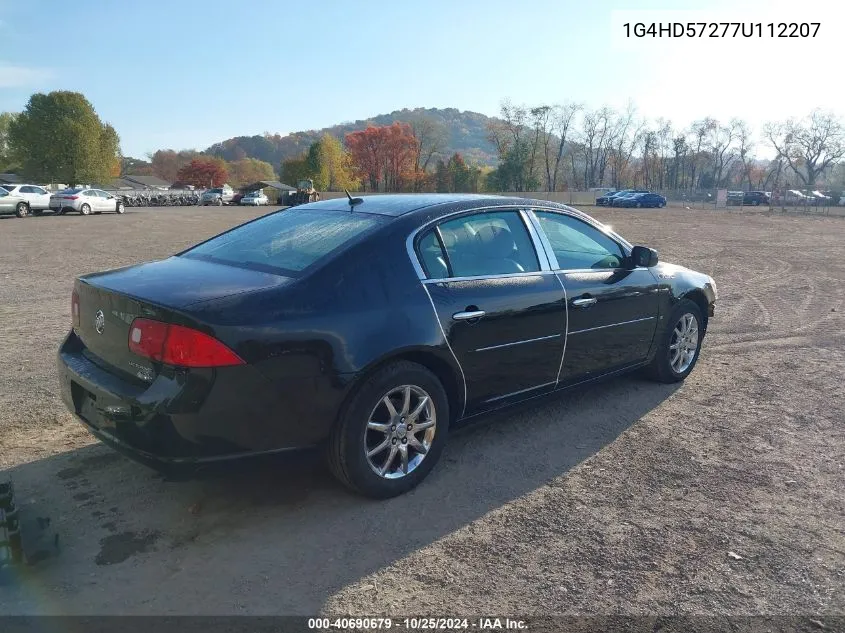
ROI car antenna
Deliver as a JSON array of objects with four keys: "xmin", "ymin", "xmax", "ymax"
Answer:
[{"xmin": 345, "ymin": 189, "xmax": 364, "ymax": 209}]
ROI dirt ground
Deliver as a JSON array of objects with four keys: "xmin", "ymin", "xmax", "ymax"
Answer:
[{"xmin": 0, "ymin": 203, "xmax": 842, "ymax": 617}]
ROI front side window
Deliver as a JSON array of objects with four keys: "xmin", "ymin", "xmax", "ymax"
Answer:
[
  {"xmin": 534, "ymin": 211, "xmax": 626, "ymax": 270},
  {"xmin": 423, "ymin": 210, "xmax": 540, "ymax": 278},
  {"xmin": 182, "ymin": 208, "xmax": 384, "ymax": 275}
]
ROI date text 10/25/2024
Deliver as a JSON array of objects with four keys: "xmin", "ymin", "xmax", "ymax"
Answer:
[
  {"xmin": 307, "ymin": 618, "xmax": 528, "ymax": 630},
  {"xmin": 623, "ymin": 22, "xmax": 820, "ymax": 38}
]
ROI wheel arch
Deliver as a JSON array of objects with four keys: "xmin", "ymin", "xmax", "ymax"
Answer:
[
  {"xmin": 680, "ymin": 289, "xmax": 710, "ymax": 333},
  {"xmin": 335, "ymin": 347, "xmax": 464, "ymax": 430}
]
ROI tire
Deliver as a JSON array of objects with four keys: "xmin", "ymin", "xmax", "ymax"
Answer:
[
  {"xmin": 645, "ymin": 299, "xmax": 704, "ymax": 383},
  {"xmin": 326, "ymin": 361, "xmax": 450, "ymax": 498},
  {"xmin": 215, "ymin": 197, "xmax": 223, "ymax": 206},
  {"xmin": 54, "ymin": 208, "xmax": 63, "ymax": 215},
  {"xmin": 116, "ymin": 202, "xmax": 125, "ymax": 214},
  {"xmin": 80, "ymin": 203, "xmax": 91, "ymax": 216},
  {"xmin": 636, "ymin": 202, "xmax": 642, "ymax": 208},
  {"xmin": 15, "ymin": 202, "xmax": 29, "ymax": 218}
]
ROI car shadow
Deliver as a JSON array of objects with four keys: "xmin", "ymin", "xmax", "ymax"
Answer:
[{"xmin": 0, "ymin": 374, "xmax": 680, "ymax": 614}]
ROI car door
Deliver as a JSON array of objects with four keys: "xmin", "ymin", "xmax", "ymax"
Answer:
[
  {"xmin": 31, "ymin": 186, "xmax": 50, "ymax": 209},
  {"xmin": 0, "ymin": 190, "xmax": 14, "ymax": 213},
  {"xmin": 416, "ymin": 209, "xmax": 567, "ymax": 416},
  {"xmin": 529, "ymin": 210, "xmax": 660, "ymax": 386}
]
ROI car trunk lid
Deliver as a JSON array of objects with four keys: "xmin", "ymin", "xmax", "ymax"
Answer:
[{"xmin": 74, "ymin": 257, "xmax": 293, "ymax": 379}]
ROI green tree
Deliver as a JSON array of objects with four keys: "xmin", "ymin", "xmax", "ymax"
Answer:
[
  {"xmin": 8, "ymin": 91, "xmax": 121, "ymax": 185},
  {"xmin": 280, "ymin": 154, "xmax": 312, "ymax": 186},
  {"xmin": 307, "ymin": 134, "xmax": 358, "ymax": 191},
  {"xmin": 228, "ymin": 158, "xmax": 275, "ymax": 185},
  {"xmin": 0, "ymin": 112, "xmax": 19, "ymax": 172}
]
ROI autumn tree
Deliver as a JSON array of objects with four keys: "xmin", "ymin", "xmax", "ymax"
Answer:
[
  {"xmin": 307, "ymin": 134, "xmax": 358, "ymax": 191},
  {"xmin": 765, "ymin": 110, "xmax": 845, "ymax": 188},
  {"xmin": 176, "ymin": 158, "xmax": 229, "ymax": 188},
  {"xmin": 228, "ymin": 158, "xmax": 275, "ymax": 185},
  {"xmin": 149, "ymin": 149, "xmax": 201, "ymax": 181},
  {"xmin": 345, "ymin": 123, "xmax": 418, "ymax": 192},
  {"xmin": 8, "ymin": 91, "xmax": 121, "ymax": 185}
]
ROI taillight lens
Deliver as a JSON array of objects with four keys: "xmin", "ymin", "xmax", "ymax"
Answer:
[
  {"xmin": 71, "ymin": 289, "xmax": 80, "ymax": 328},
  {"xmin": 128, "ymin": 318, "xmax": 244, "ymax": 368}
]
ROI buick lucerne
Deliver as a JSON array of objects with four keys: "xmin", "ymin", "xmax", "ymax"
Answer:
[{"xmin": 57, "ymin": 194, "xmax": 717, "ymax": 498}]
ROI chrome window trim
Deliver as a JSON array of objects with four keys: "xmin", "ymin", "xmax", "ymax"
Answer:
[
  {"xmin": 406, "ymin": 203, "xmax": 593, "ymax": 282},
  {"xmin": 568, "ymin": 315, "xmax": 656, "ymax": 335},
  {"xmin": 474, "ymin": 333, "xmax": 561, "ymax": 353},
  {"xmin": 421, "ymin": 270, "xmax": 557, "ymax": 285},
  {"xmin": 421, "ymin": 284, "xmax": 468, "ymax": 419}
]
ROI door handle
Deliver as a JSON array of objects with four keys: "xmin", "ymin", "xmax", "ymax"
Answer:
[
  {"xmin": 452, "ymin": 310, "xmax": 486, "ymax": 321},
  {"xmin": 571, "ymin": 297, "xmax": 597, "ymax": 308}
]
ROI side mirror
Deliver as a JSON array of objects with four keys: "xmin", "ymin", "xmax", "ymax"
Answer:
[{"xmin": 630, "ymin": 245, "xmax": 659, "ymax": 268}]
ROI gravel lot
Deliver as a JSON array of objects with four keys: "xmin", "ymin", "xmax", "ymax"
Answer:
[{"xmin": 0, "ymin": 204, "xmax": 843, "ymax": 617}]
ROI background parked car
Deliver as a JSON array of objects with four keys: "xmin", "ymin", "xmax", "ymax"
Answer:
[
  {"xmin": 742, "ymin": 191, "xmax": 770, "ymax": 206},
  {"xmin": 0, "ymin": 187, "xmax": 30, "ymax": 217},
  {"xmin": 240, "ymin": 190, "xmax": 269, "ymax": 206},
  {"xmin": 617, "ymin": 192, "xmax": 666, "ymax": 208},
  {"xmin": 200, "ymin": 185, "xmax": 235, "ymax": 206},
  {"xmin": 600, "ymin": 189, "xmax": 649, "ymax": 206},
  {"xmin": 49, "ymin": 188, "xmax": 126, "ymax": 215},
  {"xmin": 1, "ymin": 184, "xmax": 51, "ymax": 214}
]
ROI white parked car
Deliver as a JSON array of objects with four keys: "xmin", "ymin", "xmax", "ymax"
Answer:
[
  {"xmin": 49, "ymin": 188, "xmax": 126, "ymax": 216},
  {"xmin": 0, "ymin": 184, "xmax": 51, "ymax": 214},
  {"xmin": 240, "ymin": 190, "xmax": 269, "ymax": 206},
  {"xmin": 0, "ymin": 188, "xmax": 30, "ymax": 217}
]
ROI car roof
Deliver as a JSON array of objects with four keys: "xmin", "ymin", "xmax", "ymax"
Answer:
[{"xmin": 296, "ymin": 194, "xmax": 501, "ymax": 217}]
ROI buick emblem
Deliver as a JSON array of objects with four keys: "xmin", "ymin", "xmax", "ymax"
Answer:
[{"xmin": 94, "ymin": 310, "xmax": 105, "ymax": 334}]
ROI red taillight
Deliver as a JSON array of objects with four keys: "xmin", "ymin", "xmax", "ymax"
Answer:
[
  {"xmin": 127, "ymin": 318, "xmax": 244, "ymax": 368},
  {"xmin": 66, "ymin": 195, "xmax": 78, "ymax": 200},
  {"xmin": 71, "ymin": 289, "xmax": 80, "ymax": 328}
]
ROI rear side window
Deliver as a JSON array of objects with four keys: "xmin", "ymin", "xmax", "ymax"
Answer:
[
  {"xmin": 421, "ymin": 210, "xmax": 540, "ymax": 278},
  {"xmin": 182, "ymin": 208, "xmax": 384, "ymax": 275}
]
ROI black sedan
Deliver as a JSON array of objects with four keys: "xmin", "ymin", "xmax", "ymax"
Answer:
[
  {"xmin": 616, "ymin": 192, "xmax": 667, "ymax": 208},
  {"xmin": 57, "ymin": 194, "xmax": 717, "ymax": 498},
  {"xmin": 596, "ymin": 189, "xmax": 648, "ymax": 206}
]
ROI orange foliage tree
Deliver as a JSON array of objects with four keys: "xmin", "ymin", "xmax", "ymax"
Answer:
[
  {"xmin": 176, "ymin": 158, "xmax": 229, "ymax": 188},
  {"xmin": 345, "ymin": 123, "xmax": 419, "ymax": 192}
]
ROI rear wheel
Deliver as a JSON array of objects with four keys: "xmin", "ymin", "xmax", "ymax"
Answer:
[
  {"xmin": 326, "ymin": 361, "xmax": 449, "ymax": 498},
  {"xmin": 645, "ymin": 299, "xmax": 704, "ymax": 383},
  {"xmin": 80, "ymin": 203, "xmax": 91, "ymax": 215},
  {"xmin": 15, "ymin": 202, "xmax": 29, "ymax": 218}
]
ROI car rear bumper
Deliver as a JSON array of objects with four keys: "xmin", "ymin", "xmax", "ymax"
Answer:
[{"xmin": 56, "ymin": 330, "xmax": 333, "ymax": 468}]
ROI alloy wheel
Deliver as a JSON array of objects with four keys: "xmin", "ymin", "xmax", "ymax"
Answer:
[
  {"xmin": 364, "ymin": 385, "xmax": 436, "ymax": 479},
  {"xmin": 669, "ymin": 313, "xmax": 699, "ymax": 373}
]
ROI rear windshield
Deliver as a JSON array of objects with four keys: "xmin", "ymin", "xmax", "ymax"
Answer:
[
  {"xmin": 62, "ymin": 188, "xmax": 84, "ymax": 194},
  {"xmin": 181, "ymin": 208, "xmax": 384, "ymax": 275}
]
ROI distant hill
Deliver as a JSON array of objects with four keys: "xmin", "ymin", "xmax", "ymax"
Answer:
[{"xmin": 204, "ymin": 107, "xmax": 500, "ymax": 168}]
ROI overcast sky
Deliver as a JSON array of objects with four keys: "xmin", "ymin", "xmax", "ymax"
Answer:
[{"xmin": 0, "ymin": 0, "xmax": 839, "ymax": 158}]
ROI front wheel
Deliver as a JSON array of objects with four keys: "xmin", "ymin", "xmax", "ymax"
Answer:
[
  {"xmin": 645, "ymin": 299, "xmax": 704, "ymax": 383},
  {"xmin": 15, "ymin": 202, "xmax": 29, "ymax": 218},
  {"xmin": 116, "ymin": 202, "xmax": 125, "ymax": 214},
  {"xmin": 326, "ymin": 361, "xmax": 449, "ymax": 498},
  {"xmin": 215, "ymin": 197, "xmax": 223, "ymax": 206},
  {"xmin": 80, "ymin": 203, "xmax": 91, "ymax": 215}
]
